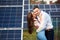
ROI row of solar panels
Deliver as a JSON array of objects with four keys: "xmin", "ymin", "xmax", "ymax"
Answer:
[
  {"xmin": 24, "ymin": 9, "xmax": 60, "ymax": 15},
  {"xmin": 24, "ymin": 4, "xmax": 60, "ymax": 9}
]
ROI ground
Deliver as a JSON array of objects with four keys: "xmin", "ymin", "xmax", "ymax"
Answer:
[{"xmin": 23, "ymin": 30, "xmax": 60, "ymax": 40}]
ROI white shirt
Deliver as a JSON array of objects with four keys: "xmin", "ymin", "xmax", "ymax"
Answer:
[{"xmin": 34, "ymin": 11, "xmax": 53, "ymax": 32}]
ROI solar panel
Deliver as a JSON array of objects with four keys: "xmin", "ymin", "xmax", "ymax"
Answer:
[
  {"xmin": 30, "ymin": 5, "xmax": 33, "ymax": 9},
  {"xmin": 50, "ymin": 11, "xmax": 60, "ymax": 17},
  {"xmin": 39, "ymin": 4, "xmax": 44, "ymax": 9},
  {"xmin": 45, "ymin": 5, "xmax": 50, "ymax": 9},
  {"xmin": 0, "ymin": 7, "xmax": 22, "ymax": 28},
  {"xmin": 58, "ymin": 18, "xmax": 60, "ymax": 26},
  {"xmin": 24, "ymin": 11, "xmax": 28, "ymax": 15},
  {"xmin": 50, "ymin": 11, "xmax": 60, "ymax": 27},
  {"xmin": 24, "ymin": 15, "xmax": 27, "ymax": 21},
  {"xmin": 24, "ymin": 5, "xmax": 28, "ymax": 9},
  {"xmin": 50, "ymin": 5, "xmax": 56, "ymax": 8},
  {"xmin": 57, "ymin": 9, "xmax": 60, "ymax": 11},
  {"xmin": 0, "ymin": 30, "xmax": 21, "ymax": 40},
  {"xmin": 56, "ymin": 4, "xmax": 60, "ymax": 8},
  {"xmin": 24, "ymin": 23, "xmax": 27, "ymax": 28},
  {"xmin": 0, "ymin": 0, "xmax": 23, "ymax": 40},
  {"xmin": 24, "ymin": 0, "xmax": 29, "ymax": 4},
  {"xmin": 0, "ymin": 0, "xmax": 23, "ymax": 5},
  {"xmin": 51, "ymin": 9, "xmax": 56, "ymax": 11}
]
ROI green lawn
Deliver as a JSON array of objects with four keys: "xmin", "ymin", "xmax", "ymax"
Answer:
[
  {"xmin": 23, "ymin": 30, "xmax": 60, "ymax": 40},
  {"xmin": 23, "ymin": 30, "xmax": 37, "ymax": 40}
]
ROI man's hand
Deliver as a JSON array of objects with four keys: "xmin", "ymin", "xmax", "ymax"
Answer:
[{"xmin": 34, "ymin": 20, "xmax": 39, "ymax": 29}]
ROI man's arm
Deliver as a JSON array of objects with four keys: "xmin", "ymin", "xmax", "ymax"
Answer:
[
  {"xmin": 34, "ymin": 19, "xmax": 39, "ymax": 29},
  {"xmin": 46, "ymin": 15, "xmax": 53, "ymax": 29},
  {"xmin": 36, "ymin": 14, "xmax": 47, "ymax": 32}
]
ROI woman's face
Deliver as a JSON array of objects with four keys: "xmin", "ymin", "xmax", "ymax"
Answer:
[{"xmin": 32, "ymin": 13, "xmax": 36, "ymax": 18}]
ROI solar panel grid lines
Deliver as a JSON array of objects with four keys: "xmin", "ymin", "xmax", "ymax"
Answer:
[
  {"xmin": 0, "ymin": 30, "xmax": 21, "ymax": 40},
  {"xmin": 56, "ymin": 4, "xmax": 60, "ymax": 8},
  {"xmin": 50, "ymin": 11, "xmax": 60, "ymax": 17},
  {"xmin": 0, "ymin": 0, "xmax": 23, "ymax": 5},
  {"xmin": 24, "ymin": 0, "xmax": 29, "ymax": 4},
  {"xmin": 0, "ymin": 7, "xmax": 22, "ymax": 28},
  {"xmin": 2, "ymin": 7, "xmax": 7, "ymax": 28}
]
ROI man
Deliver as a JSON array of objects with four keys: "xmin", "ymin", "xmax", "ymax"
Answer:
[{"xmin": 32, "ymin": 5, "xmax": 54, "ymax": 40}]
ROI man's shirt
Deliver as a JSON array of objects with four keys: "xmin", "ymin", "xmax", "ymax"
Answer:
[{"xmin": 34, "ymin": 11, "xmax": 53, "ymax": 32}]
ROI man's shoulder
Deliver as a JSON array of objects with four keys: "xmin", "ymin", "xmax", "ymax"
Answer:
[
  {"xmin": 41, "ymin": 10, "xmax": 48, "ymax": 15},
  {"xmin": 41, "ymin": 10, "xmax": 51, "ymax": 17},
  {"xmin": 41, "ymin": 10, "xmax": 47, "ymax": 14}
]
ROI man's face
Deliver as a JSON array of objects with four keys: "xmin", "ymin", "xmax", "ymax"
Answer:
[{"xmin": 33, "ymin": 8, "xmax": 40, "ymax": 16}]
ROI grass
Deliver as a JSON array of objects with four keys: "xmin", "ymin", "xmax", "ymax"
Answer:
[
  {"xmin": 23, "ymin": 30, "xmax": 60, "ymax": 40},
  {"xmin": 23, "ymin": 30, "xmax": 37, "ymax": 40}
]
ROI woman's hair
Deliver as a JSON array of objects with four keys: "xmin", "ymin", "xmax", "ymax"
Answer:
[{"xmin": 27, "ymin": 12, "xmax": 34, "ymax": 34}]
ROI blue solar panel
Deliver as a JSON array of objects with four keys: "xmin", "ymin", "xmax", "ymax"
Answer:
[
  {"xmin": 56, "ymin": 4, "xmax": 60, "ymax": 8},
  {"xmin": 0, "ymin": 7, "xmax": 22, "ymax": 28},
  {"xmin": 24, "ymin": 0, "xmax": 29, "ymax": 4},
  {"xmin": 52, "ymin": 17, "xmax": 56, "ymax": 22},
  {"xmin": 0, "ymin": 0, "xmax": 22, "ymax": 40},
  {"xmin": 39, "ymin": 5, "xmax": 44, "ymax": 9},
  {"xmin": 45, "ymin": 5, "xmax": 50, "ymax": 9},
  {"xmin": 50, "ymin": 5, "xmax": 56, "ymax": 8},
  {"xmin": 24, "ymin": 16, "xmax": 27, "ymax": 21},
  {"xmin": 23, "ymin": 23, "xmax": 27, "ymax": 28},
  {"xmin": 0, "ymin": 30, "xmax": 21, "ymax": 40},
  {"xmin": 52, "ymin": 22, "xmax": 56, "ymax": 27},
  {"xmin": 30, "ymin": 5, "xmax": 33, "ymax": 9},
  {"xmin": 24, "ymin": 5, "xmax": 28, "ymax": 9},
  {"xmin": 45, "ymin": 9, "xmax": 50, "ymax": 13},
  {"xmin": 50, "ymin": 11, "xmax": 60, "ymax": 17},
  {"xmin": 57, "ymin": 9, "xmax": 60, "ymax": 11},
  {"xmin": 24, "ymin": 11, "xmax": 28, "ymax": 15},
  {"xmin": 58, "ymin": 22, "xmax": 60, "ymax": 26},
  {"xmin": 51, "ymin": 9, "xmax": 56, "ymax": 11},
  {"xmin": 52, "ymin": 16, "xmax": 60, "ymax": 27},
  {"xmin": 0, "ymin": 0, "xmax": 23, "ymax": 5}
]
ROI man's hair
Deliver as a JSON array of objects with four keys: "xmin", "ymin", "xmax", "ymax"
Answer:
[{"xmin": 33, "ymin": 5, "xmax": 39, "ymax": 10}]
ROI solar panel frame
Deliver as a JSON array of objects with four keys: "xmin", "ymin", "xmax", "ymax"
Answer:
[{"xmin": 50, "ymin": 11, "xmax": 60, "ymax": 17}]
